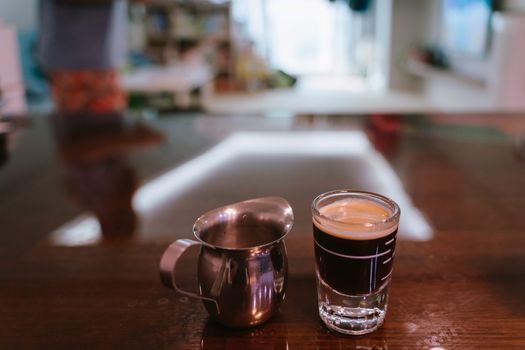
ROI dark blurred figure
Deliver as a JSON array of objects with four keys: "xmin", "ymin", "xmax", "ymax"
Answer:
[
  {"xmin": 37, "ymin": 0, "xmax": 163, "ymax": 145},
  {"xmin": 39, "ymin": 0, "xmax": 128, "ymax": 114},
  {"xmin": 39, "ymin": 0, "xmax": 163, "ymax": 237}
]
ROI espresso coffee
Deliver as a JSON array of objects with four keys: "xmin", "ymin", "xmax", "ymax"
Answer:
[{"xmin": 313, "ymin": 198, "xmax": 397, "ymax": 295}]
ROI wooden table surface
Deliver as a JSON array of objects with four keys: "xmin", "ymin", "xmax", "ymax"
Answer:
[{"xmin": 1, "ymin": 112, "xmax": 525, "ymax": 349}]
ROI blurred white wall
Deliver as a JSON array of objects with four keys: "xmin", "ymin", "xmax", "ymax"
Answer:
[{"xmin": 381, "ymin": 0, "xmax": 434, "ymax": 91}]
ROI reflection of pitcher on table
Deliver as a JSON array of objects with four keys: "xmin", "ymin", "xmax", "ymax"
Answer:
[{"xmin": 160, "ymin": 197, "xmax": 294, "ymax": 328}]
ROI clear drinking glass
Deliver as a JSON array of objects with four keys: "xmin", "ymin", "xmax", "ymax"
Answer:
[{"xmin": 312, "ymin": 190, "xmax": 401, "ymax": 335}]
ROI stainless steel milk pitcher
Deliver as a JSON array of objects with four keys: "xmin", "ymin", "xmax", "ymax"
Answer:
[{"xmin": 160, "ymin": 197, "xmax": 294, "ymax": 327}]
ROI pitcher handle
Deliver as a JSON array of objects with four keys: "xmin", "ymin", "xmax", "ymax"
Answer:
[{"xmin": 159, "ymin": 239, "xmax": 220, "ymax": 314}]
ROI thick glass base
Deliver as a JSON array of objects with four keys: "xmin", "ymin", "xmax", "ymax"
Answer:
[{"xmin": 317, "ymin": 277, "xmax": 389, "ymax": 335}]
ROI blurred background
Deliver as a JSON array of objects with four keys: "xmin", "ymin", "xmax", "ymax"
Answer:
[
  {"xmin": 1, "ymin": 0, "xmax": 525, "ymax": 246},
  {"xmin": 1, "ymin": 0, "xmax": 525, "ymax": 117}
]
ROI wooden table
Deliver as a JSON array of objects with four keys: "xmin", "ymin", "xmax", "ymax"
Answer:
[{"xmin": 1, "ymin": 113, "xmax": 525, "ymax": 349}]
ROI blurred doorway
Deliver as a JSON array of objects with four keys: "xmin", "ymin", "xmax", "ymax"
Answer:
[{"xmin": 233, "ymin": 0, "xmax": 378, "ymax": 91}]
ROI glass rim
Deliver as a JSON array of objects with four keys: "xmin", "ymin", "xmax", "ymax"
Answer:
[{"xmin": 311, "ymin": 189, "xmax": 401, "ymax": 228}]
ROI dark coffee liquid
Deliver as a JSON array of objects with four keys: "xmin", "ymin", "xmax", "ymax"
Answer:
[{"xmin": 314, "ymin": 224, "xmax": 396, "ymax": 295}]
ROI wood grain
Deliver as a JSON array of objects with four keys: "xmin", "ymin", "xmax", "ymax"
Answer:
[{"xmin": 1, "ymin": 113, "xmax": 525, "ymax": 349}]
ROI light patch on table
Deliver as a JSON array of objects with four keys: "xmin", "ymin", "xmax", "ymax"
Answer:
[{"xmin": 50, "ymin": 131, "xmax": 432, "ymax": 246}]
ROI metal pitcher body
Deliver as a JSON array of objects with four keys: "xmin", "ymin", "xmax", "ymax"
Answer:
[
  {"xmin": 198, "ymin": 241, "xmax": 288, "ymax": 327},
  {"xmin": 160, "ymin": 197, "xmax": 293, "ymax": 328}
]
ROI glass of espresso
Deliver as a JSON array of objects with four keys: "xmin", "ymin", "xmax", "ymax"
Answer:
[{"xmin": 312, "ymin": 190, "xmax": 400, "ymax": 335}]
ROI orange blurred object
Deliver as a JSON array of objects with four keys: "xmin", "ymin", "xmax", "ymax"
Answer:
[{"xmin": 50, "ymin": 70, "xmax": 126, "ymax": 114}]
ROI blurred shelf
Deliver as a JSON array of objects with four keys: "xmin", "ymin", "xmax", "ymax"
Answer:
[{"xmin": 140, "ymin": 0, "xmax": 235, "ymax": 87}]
